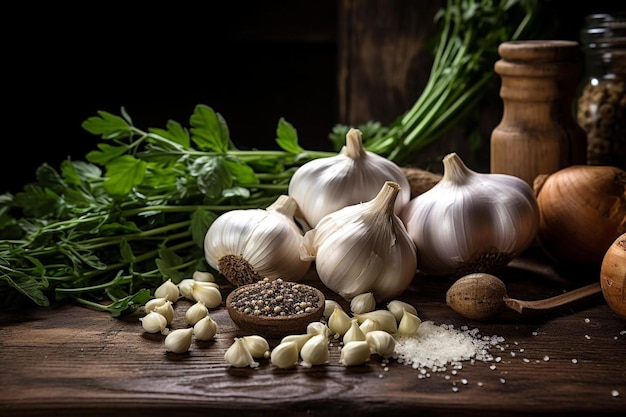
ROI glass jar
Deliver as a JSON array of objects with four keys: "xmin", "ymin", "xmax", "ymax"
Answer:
[{"xmin": 576, "ymin": 13, "xmax": 626, "ymax": 169}]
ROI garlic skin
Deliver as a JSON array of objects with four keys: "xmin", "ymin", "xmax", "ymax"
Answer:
[
  {"xmin": 270, "ymin": 341, "xmax": 300, "ymax": 369},
  {"xmin": 301, "ymin": 181, "xmax": 417, "ymax": 302},
  {"xmin": 350, "ymin": 292, "xmax": 376, "ymax": 314},
  {"xmin": 204, "ymin": 195, "xmax": 311, "ymax": 287},
  {"xmin": 140, "ymin": 311, "xmax": 168, "ymax": 334},
  {"xmin": 400, "ymin": 153, "xmax": 539, "ymax": 276},
  {"xmin": 225, "ymin": 338, "xmax": 259, "ymax": 368},
  {"xmin": 300, "ymin": 334, "xmax": 330, "ymax": 367},
  {"xmin": 164, "ymin": 328, "xmax": 194, "ymax": 354},
  {"xmin": 340, "ymin": 340, "xmax": 371, "ymax": 366},
  {"xmin": 154, "ymin": 279, "xmax": 180, "ymax": 302},
  {"xmin": 193, "ymin": 316, "xmax": 218, "ymax": 341},
  {"xmin": 288, "ymin": 128, "xmax": 411, "ymax": 228}
]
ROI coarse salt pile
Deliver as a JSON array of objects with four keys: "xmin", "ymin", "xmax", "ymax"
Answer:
[{"xmin": 391, "ymin": 321, "xmax": 504, "ymax": 372}]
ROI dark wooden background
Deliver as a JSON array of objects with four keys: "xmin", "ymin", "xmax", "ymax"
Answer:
[{"xmin": 4, "ymin": 0, "xmax": 624, "ymax": 193}]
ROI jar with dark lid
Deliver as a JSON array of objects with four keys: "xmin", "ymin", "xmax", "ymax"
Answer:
[{"xmin": 576, "ymin": 13, "xmax": 626, "ymax": 169}]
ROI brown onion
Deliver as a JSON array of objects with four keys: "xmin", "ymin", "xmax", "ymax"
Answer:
[
  {"xmin": 600, "ymin": 233, "xmax": 626, "ymax": 320},
  {"xmin": 533, "ymin": 165, "xmax": 626, "ymax": 266}
]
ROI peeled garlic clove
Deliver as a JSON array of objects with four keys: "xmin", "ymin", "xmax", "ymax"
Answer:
[
  {"xmin": 164, "ymin": 328, "xmax": 194, "ymax": 354},
  {"xmin": 193, "ymin": 270, "xmax": 216, "ymax": 282},
  {"xmin": 178, "ymin": 279, "xmax": 195, "ymax": 300},
  {"xmin": 300, "ymin": 181, "xmax": 417, "ymax": 302},
  {"xmin": 243, "ymin": 335, "xmax": 271, "ymax": 359},
  {"xmin": 328, "ymin": 306, "xmax": 352, "ymax": 337},
  {"xmin": 300, "ymin": 334, "xmax": 330, "ymax": 368},
  {"xmin": 306, "ymin": 321, "xmax": 330, "ymax": 337},
  {"xmin": 397, "ymin": 310, "xmax": 421, "ymax": 336},
  {"xmin": 153, "ymin": 301, "xmax": 175, "ymax": 324},
  {"xmin": 359, "ymin": 318, "xmax": 380, "ymax": 334},
  {"xmin": 386, "ymin": 300, "xmax": 418, "ymax": 322},
  {"xmin": 323, "ymin": 299, "xmax": 343, "ymax": 318},
  {"xmin": 280, "ymin": 334, "xmax": 313, "ymax": 351},
  {"xmin": 225, "ymin": 338, "xmax": 259, "ymax": 368},
  {"xmin": 144, "ymin": 297, "xmax": 169, "ymax": 313},
  {"xmin": 287, "ymin": 128, "xmax": 411, "ymax": 228},
  {"xmin": 365, "ymin": 330, "xmax": 396, "ymax": 357},
  {"xmin": 354, "ymin": 310, "xmax": 398, "ymax": 334},
  {"xmin": 270, "ymin": 341, "xmax": 299, "ymax": 369},
  {"xmin": 204, "ymin": 195, "xmax": 312, "ymax": 287},
  {"xmin": 140, "ymin": 311, "xmax": 168, "ymax": 334},
  {"xmin": 343, "ymin": 319, "xmax": 366, "ymax": 345},
  {"xmin": 193, "ymin": 316, "xmax": 218, "ymax": 341},
  {"xmin": 154, "ymin": 279, "xmax": 180, "ymax": 302},
  {"xmin": 350, "ymin": 292, "xmax": 376, "ymax": 314},
  {"xmin": 191, "ymin": 282, "xmax": 222, "ymax": 308},
  {"xmin": 185, "ymin": 300, "xmax": 208, "ymax": 326},
  {"xmin": 340, "ymin": 340, "xmax": 371, "ymax": 366}
]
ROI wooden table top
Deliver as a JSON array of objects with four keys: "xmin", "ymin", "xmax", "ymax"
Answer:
[{"xmin": 1, "ymin": 249, "xmax": 624, "ymax": 417}]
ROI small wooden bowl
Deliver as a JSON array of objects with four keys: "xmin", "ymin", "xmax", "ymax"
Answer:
[{"xmin": 225, "ymin": 280, "xmax": 325, "ymax": 338}]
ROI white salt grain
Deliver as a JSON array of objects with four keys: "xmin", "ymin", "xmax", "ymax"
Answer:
[{"xmin": 611, "ymin": 390, "xmax": 620, "ymax": 397}]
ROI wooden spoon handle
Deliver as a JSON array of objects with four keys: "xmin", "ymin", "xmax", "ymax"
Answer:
[{"xmin": 503, "ymin": 282, "xmax": 603, "ymax": 315}]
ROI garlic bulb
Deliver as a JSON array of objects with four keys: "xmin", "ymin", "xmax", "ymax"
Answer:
[
  {"xmin": 400, "ymin": 153, "xmax": 539, "ymax": 276},
  {"xmin": 164, "ymin": 328, "xmax": 194, "ymax": 354},
  {"xmin": 204, "ymin": 195, "xmax": 311, "ymax": 286},
  {"xmin": 301, "ymin": 181, "xmax": 417, "ymax": 302},
  {"xmin": 288, "ymin": 128, "xmax": 410, "ymax": 228}
]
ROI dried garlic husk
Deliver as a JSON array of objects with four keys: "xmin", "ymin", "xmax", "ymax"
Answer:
[
  {"xmin": 353, "ymin": 310, "xmax": 398, "ymax": 334},
  {"xmin": 343, "ymin": 319, "xmax": 366, "ymax": 345},
  {"xmin": 225, "ymin": 338, "xmax": 259, "ymax": 368},
  {"xmin": 191, "ymin": 282, "xmax": 222, "ymax": 308},
  {"xmin": 164, "ymin": 328, "xmax": 194, "ymax": 354},
  {"xmin": 300, "ymin": 334, "xmax": 330, "ymax": 367},
  {"xmin": 140, "ymin": 311, "xmax": 168, "ymax": 334},
  {"xmin": 397, "ymin": 310, "xmax": 421, "ymax": 336},
  {"xmin": 204, "ymin": 195, "xmax": 312, "ymax": 287},
  {"xmin": 400, "ymin": 152, "xmax": 539, "ymax": 276},
  {"xmin": 280, "ymin": 334, "xmax": 313, "ymax": 351},
  {"xmin": 386, "ymin": 300, "xmax": 418, "ymax": 322},
  {"xmin": 154, "ymin": 279, "xmax": 180, "ymax": 302},
  {"xmin": 350, "ymin": 292, "xmax": 376, "ymax": 314},
  {"xmin": 340, "ymin": 340, "xmax": 371, "ymax": 366},
  {"xmin": 152, "ymin": 301, "xmax": 175, "ymax": 324},
  {"xmin": 270, "ymin": 341, "xmax": 299, "ymax": 369},
  {"xmin": 365, "ymin": 330, "xmax": 396, "ymax": 356},
  {"xmin": 323, "ymin": 299, "xmax": 343, "ymax": 318},
  {"xmin": 301, "ymin": 181, "xmax": 417, "ymax": 302},
  {"xmin": 185, "ymin": 300, "xmax": 208, "ymax": 325},
  {"xmin": 243, "ymin": 335, "xmax": 271, "ymax": 358},
  {"xmin": 328, "ymin": 306, "xmax": 352, "ymax": 337},
  {"xmin": 288, "ymin": 128, "xmax": 411, "ymax": 228},
  {"xmin": 193, "ymin": 316, "xmax": 218, "ymax": 341}
]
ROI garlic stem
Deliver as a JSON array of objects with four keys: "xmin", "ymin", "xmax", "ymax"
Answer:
[
  {"xmin": 441, "ymin": 152, "xmax": 472, "ymax": 184},
  {"xmin": 343, "ymin": 128, "xmax": 367, "ymax": 159}
]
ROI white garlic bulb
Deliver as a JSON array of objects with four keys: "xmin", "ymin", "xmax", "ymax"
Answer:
[
  {"xmin": 154, "ymin": 279, "xmax": 180, "ymax": 302},
  {"xmin": 350, "ymin": 292, "xmax": 376, "ymax": 314},
  {"xmin": 400, "ymin": 152, "xmax": 539, "ymax": 276},
  {"xmin": 301, "ymin": 181, "xmax": 417, "ymax": 302},
  {"xmin": 224, "ymin": 338, "xmax": 259, "ymax": 368},
  {"xmin": 339, "ymin": 340, "xmax": 371, "ymax": 366},
  {"xmin": 270, "ymin": 341, "xmax": 300, "ymax": 369},
  {"xmin": 193, "ymin": 316, "xmax": 218, "ymax": 341},
  {"xmin": 300, "ymin": 334, "xmax": 330, "ymax": 367},
  {"xmin": 164, "ymin": 328, "xmax": 194, "ymax": 354},
  {"xmin": 204, "ymin": 195, "xmax": 311, "ymax": 287},
  {"xmin": 288, "ymin": 128, "xmax": 411, "ymax": 228}
]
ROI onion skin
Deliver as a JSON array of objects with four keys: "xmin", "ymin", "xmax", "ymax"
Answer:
[
  {"xmin": 600, "ymin": 233, "xmax": 626, "ymax": 320},
  {"xmin": 533, "ymin": 165, "xmax": 626, "ymax": 266}
]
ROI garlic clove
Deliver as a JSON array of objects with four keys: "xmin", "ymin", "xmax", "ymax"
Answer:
[
  {"xmin": 191, "ymin": 282, "xmax": 222, "ymax": 308},
  {"xmin": 300, "ymin": 334, "xmax": 330, "ymax": 368},
  {"xmin": 280, "ymin": 333, "xmax": 314, "ymax": 351},
  {"xmin": 350, "ymin": 292, "xmax": 376, "ymax": 314},
  {"xmin": 353, "ymin": 310, "xmax": 398, "ymax": 334},
  {"xmin": 164, "ymin": 327, "xmax": 194, "ymax": 354},
  {"xmin": 193, "ymin": 270, "xmax": 216, "ymax": 282},
  {"xmin": 144, "ymin": 297, "xmax": 170, "ymax": 313},
  {"xmin": 339, "ymin": 340, "xmax": 371, "ymax": 366},
  {"xmin": 154, "ymin": 279, "xmax": 180, "ymax": 302},
  {"xmin": 365, "ymin": 330, "xmax": 396, "ymax": 357},
  {"xmin": 323, "ymin": 299, "xmax": 343, "ymax": 318},
  {"xmin": 359, "ymin": 318, "xmax": 380, "ymax": 334},
  {"xmin": 306, "ymin": 321, "xmax": 330, "ymax": 337},
  {"xmin": 185, "ymin": 300, "xmax": 209, "ymax": 326},
  {"xmin": 152, "ymin": 301, "xmax": 175, "ymax": 324},
  {"xmin": 328, "ymin": 306, "xmax": 352, "ymax": 338},
  {"xmin": 270, "ymin": 341, "xmax": 300, "ymax": 369},
  {"xmin": 178, "ymin": 279, "xmax": 196, "ymax": 300},
  {"xmin": 343, "ymin": 319, "xmax": 366, "ymax": 345},
  {"xmin": 386, "ymin": 300, "xmax": 418, "ymax": 322},
  {"xmin": 243, "ymin": 335, "xmax": 271, "ymax": 359},
  {"xmin": 224, "ymin": 337, "xmax": 260, "ymax": 368},
  {"xmin": 397, "ymin": 310, "xmax": 422, "ymax": 336},
  {"xmin": 140, "ymin": 311, "xmax": 168, "ymax": 334},
  {"xmin": 193, "ymin": 316, "xmax": 218, "ymax": 341}
]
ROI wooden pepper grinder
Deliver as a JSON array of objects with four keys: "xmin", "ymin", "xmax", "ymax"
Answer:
[{"xmin": 490, "ymin": 40, "xmax": 587, "ymax": 187}]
